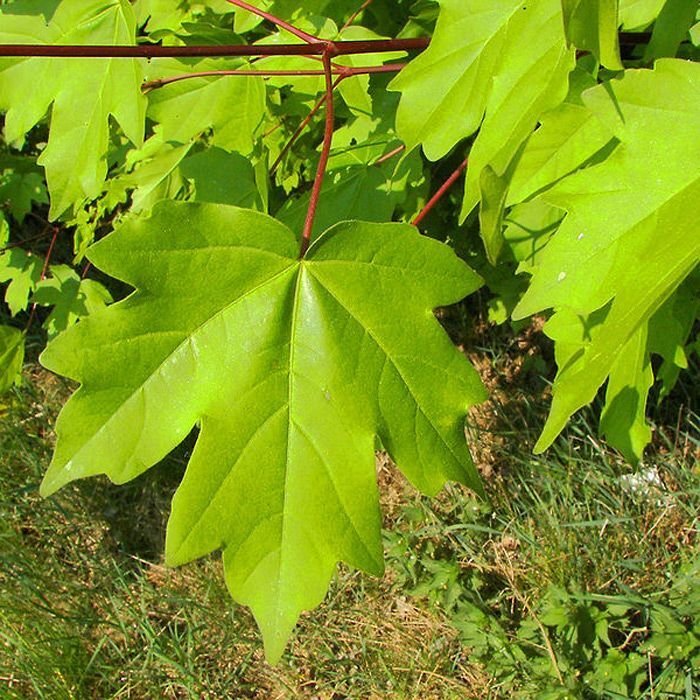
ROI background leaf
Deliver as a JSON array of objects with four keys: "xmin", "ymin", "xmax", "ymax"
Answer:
[{"xmin": 0, "ymin": 0, "xmax": 147, "ymax": 217}]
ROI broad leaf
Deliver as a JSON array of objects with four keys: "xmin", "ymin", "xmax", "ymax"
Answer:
[
  {"xmin": 40, "ymin": 202, "xmax": 486, "ymax": 662},
  {"xmin": 460, "ymin": 0, "xmax": 574, "ymax": 218},
  {"xmin": 514, "ymin": 59, "xmax": 700, "ymax": 454},
  {"xmin": 391, "ymin": 0, "xmax": 572, "ymax": 162},
  {"xmin": 0, "ymin": 325, "xmax": 24, "ymax": 394},
  {"xmin": 0, "ymin": 0, "xmax": 146, "ymax": 218}
]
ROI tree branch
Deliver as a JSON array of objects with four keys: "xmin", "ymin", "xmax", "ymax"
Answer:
[
  {"xmin": 223, "ymin": 0, "xmax": 320, "ymax": 45},
  {"xmin": 341, "ymin": 0, "xmax": 376, "ymax": 32},
  {"xmin": 0, "ymin": 38, "xmax": 430, "ymax": 59},
  {"xmin": 412, "ymin": 159, "xmax": 468, "ymax": 227},
  {"xmin": 142, "ymin": 63, "xmax": 406, "ymax": 92},
  {"xmin": 270, "ymin": 75, "xmax": 343, "ymax": 177},
  {"xmin": 300, "ymin": 51, "xmax": 335, "ymax": 258}
]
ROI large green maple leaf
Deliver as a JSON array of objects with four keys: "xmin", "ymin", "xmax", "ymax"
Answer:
[
  {"xmin": 514, "ymin": 59, "xmax": 700, "ymax": 456},
  {"xmin": 40, "ymin": 202, "xmax": 486, "ymax": 661},
  {"xmin": 0, "ymin": 0, "xmax": 146, "ymax": 218}
]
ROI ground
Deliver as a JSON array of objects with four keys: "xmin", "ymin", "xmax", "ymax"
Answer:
[{"xmin": 0, "ymin": 317, "xmax": 697, "ymax": 698}]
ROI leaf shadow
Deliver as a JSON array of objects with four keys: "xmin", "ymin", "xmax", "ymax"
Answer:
[{"xmin": 72, "ymin": 429, "xmax": 198, "ymax": 564}]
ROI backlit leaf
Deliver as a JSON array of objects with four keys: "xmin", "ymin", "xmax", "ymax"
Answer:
[
  {"xmin": 514, "ymin": 59, "xmax": 700, "ymax": 454},
  {"xmin": 40, "ymin": 202, "xmax": 486, "ymax": 662},
  {"xmin": 392, "ymin": 0, "xmax": 573, "ymax": 165}
]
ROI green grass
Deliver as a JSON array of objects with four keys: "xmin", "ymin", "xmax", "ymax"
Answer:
[{"xmin": 0, "ymin": 332, "xmax": 698, "ymax": 698}]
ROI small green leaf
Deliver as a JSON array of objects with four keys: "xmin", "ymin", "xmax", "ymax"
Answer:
[
  {"xmin": 600, "ymin": 324, "xmax": 653, "ymax": 462},
  {"xmin": 0, "ymin": 170, "xmax": 48, "ymax": 222},
  {"xmin": 0, "ymin": 247, "xmax": 43, "ymax": 316},
  {"xmin": 180, "ymin": 148, "xmax": 265, "ymax": 210},
  {"xmin": 0, "ymin": 212, "xmax": 8, "ymax": 248},
  {"xmin": 277, "ymin": 166, "xmax": 396, "ymax": 240},
  {"xmin": 32, "ymin": 265, "xmax": 112, "ymax": 339},
  {"xmin": 479, "ymin": 166, "xmax": 510, "ymax": 264},
  {"xmin": 118, "ymin": 139, "xmax": 192, "ymax": 213},
  {"xmin": 40, "ymin": 202, "xmax": 486, "ymax": 662},
  {"xmin": 0, "ymin": 325, "xmax": 24, "ymax": 394}
]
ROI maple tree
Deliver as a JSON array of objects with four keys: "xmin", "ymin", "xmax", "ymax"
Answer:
[{"xmin": 0, "ymin": 0, "xmax": 698, "ymax": 661}]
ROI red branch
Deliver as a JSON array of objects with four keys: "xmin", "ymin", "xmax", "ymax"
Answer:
[
  {"xmin": 341, "ymin": 0, "xmax": 376, "ymax": 32},
  {"xmin": 0, "ymin": 39, "xmax": 429, "ymax": 59},
  {"xmin": 300, "ymin": 51, "xmax": 335, "ymax": 257},
  {"xmin": 412, "ymin": 159, "xmax": 468, "ymax": 227},
  {"xmin": 25, "ymin": 226, "xmax": 59, "ymax": 332},
  {"xmin": 142, "ymin": 63, "xmax": 405, "ymax": 92},
  {"xmin": 270, "ymin": 75, "xmax": 344, "ymax": 176},
  {"xmin": 0, "ymin": 31, "xmax": 651, "ymax": 60},
  {"xmin": 373, "ymin": 144, "xmax": 406, "ymax": 166},
  {"xmin": 223, "ymin": 0, "xmax": 319, "ymax": 44}
]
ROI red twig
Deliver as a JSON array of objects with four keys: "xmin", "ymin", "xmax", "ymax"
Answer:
[
  {"xmin": 412, "ymin": 159, "xmax": 468, "ymax": 227},
  {"xmin": 0, "ymin": 39, "xmax": 430, "ymax": 58},
  {"xmin": 300, "ymin": 51, "xmax": 335, "ymax": 257},
  {"xmin": 373, "ymin": 144, "xmax": 406, "ymax": 166},
  {"xmin": 270, "ymin": 75, "xmax": 344, "ymax": 177},
  {"xmin": 24, "ymin": 226, "xmax": 58, "ymax": 332},
  {"xmin": 223, "ymin": 0, "xmax": 320, "ymax": 44},
  {"xmin": 341, "ymin": 0, "xmax": 376, "ymax": 32},
  {"xmin": 142, "ymin": 63, "xmax": 405, "ymax": 92}
]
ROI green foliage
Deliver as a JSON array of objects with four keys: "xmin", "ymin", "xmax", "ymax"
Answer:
[
  {"xmin": 0, "ymin": 325, "xmax": 24, "ymax": 393},
  {"xmin": 0, "ymin": 0, "xmax": 146, "ymax": 218},
  {"xmin": 0, "ymin": 0, "xmax": 697, "ymax": 663},
  {"xmin": 40, "ymin": 202, "xmax": 485, "ymax": 661},
  {"xmin": 513, "ymin": 60, "xmax": 700, "ymax": 459}
]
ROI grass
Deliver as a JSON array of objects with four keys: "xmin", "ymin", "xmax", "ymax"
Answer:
[{"xmin": 0, "ymin": 321, "xmax": 698, "ymax": 698}]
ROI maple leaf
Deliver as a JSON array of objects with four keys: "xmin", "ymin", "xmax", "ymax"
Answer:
[
  {"xmin": 459, "ymin": 1, "xmax": 575, "ymax": 231},
  {"xmin": 0, "ymin": 0, "xmax": 146, "ymax": 218},
  {"xmin": 514, "ymin": 59, "xmax": 700, "ymax": 457},
  {"xmin": 390, "ymin": 0, "xmax": 572, "ymax": 164},
  {"xmin": 0, "ymin": 247, "xmax": 42, "ymax": 317},
  {"xmin": 32, "ymin": 265, "xmax": 112, "ymax": 339},
  {"xmin": 40, "ymin": 202, "xmax": 486, "ymax": 661}
]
